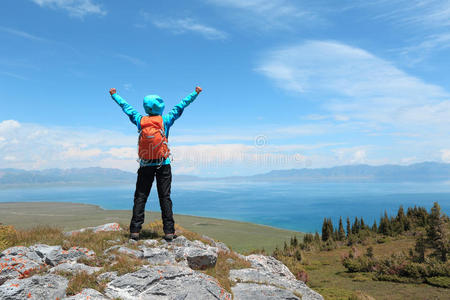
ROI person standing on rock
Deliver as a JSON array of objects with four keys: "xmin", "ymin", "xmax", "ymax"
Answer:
[{"xmin": 108, "ymin": 86, "xmax": 203, "ymax": 241}]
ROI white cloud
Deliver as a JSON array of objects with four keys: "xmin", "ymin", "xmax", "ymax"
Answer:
[
  {"xmin": 150, "ymin": 17, "xmax": 228, "ymax": 40},
  {"xmin": 0, "ymin": 26, "xmax": 48, "ymax": 42},
  {"xmin": 115, "ymin": 54, "xmax": 147, "ymax": 67},
  {"xmin": 108, "ymin": 147, "xmax": 137, "ymax": 159},
  {"xmin": 370, "ymin": 0, "xmax": 450, "ymax": 29},
  {"xmin": 333, "ymin": 147, "xmax": 368, "ymax": 165},
  {"xmin": 31, "ymin": 0, "xmax": 105, "ymax": 18},
  {"xmin": 205, "ymin": 0, "xmax": 315, "ymax": 30},
  {"xmin": 257, "ymin": 40, "xmax": 450, "ymax": 132},
  {"xmin": 441, "ymin": 149, "xmax": 450, "ymax": 163},
  {"xmin": 0, "ymin": 120, "xmax": 447, "ymax": 176},
  {"xmin": 0, "ymin": 71, "xmax": 27, "ymax": 80}
]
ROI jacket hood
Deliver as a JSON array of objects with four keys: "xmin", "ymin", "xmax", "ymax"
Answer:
[{"xmin": 143, "ymin": 95, "xmax": 165, "ymax": 115}]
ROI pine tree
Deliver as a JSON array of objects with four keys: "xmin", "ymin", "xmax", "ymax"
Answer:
[
  {"xmin": 314, "ymin": 231, "xmax": 320, "ymax": 243},
  {"xmin": 322, "ymin": 218, "xmax": 329, "ymax": 241},
  {"xmin": 426, "ymin": 202, "xmax": 449, "ymax": 262},
  {"xmin": 322, "ymin": 218, "xmax": 334, "ymax": 241},
  {"xmin": 292, "ymin": 236, "xmax": 298, "ymax": 247},
  {"xmin": 414, "ymin": 234, "xmax": 426, "ymax": 263},
  {"xmin": 346, "ymin": 217, "xmax": 351, "ymax": 237},
  {"xmin": 338, "ymin": 217, "xmax": 346, "ymax": 241},
  {"xmin": 352, "ymin": 216, "xmax": 359, "ymax": 234},
  {"xmin": 303, "ymin": 233, "xmax": 313, "ymax": 244},
  {"xmin": 371, "ymin": 220, "xmax": 377, "ymax": 232},
  {"xmin": 328, "ymin": 218, "xmax": 334, "ymax": 239},
  {"xmin": 379, "ymin": 210, "xmax": 392, "ymax": 236},
  {"xmin": 360, "ymin": 217, "xmax": 366, "ymax": 230}
]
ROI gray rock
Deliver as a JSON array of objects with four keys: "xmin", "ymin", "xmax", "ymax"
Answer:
[
  {"xmin": 49, "ymin": 261, "xmax": 102, "ymax": 275},
  {"xmin": 185, "ymin": 247, "xmax": 217, "ymax": 270},
  {"xmin": 28, "ymin": 244, "xmax": 96, "ymax": 266},
  {"xmin": 192, "ymin": 240, "xmax": 208, "ymax": 249},
  {"xmin": 0, "ymin": 255, "xmax": 41, "ymax": 285},
  {"xmin": 142, "ymin": 247, "xmax": 176, "ymax": 265},
  {"xmin": 97, "ymin": 271, "xmax": 118, "ymax": 282},
  {"xmin": 141, "ymin": 239, "xmax": 159, "ymax": 247},
  {"xmin": 230, "ymin": 268, "xmax": 323, "ymax": 300},
  {"xmin": 1, "ymin": 246, "xmax": 29, "ymax": 257},
  {"xmin": 65, "ymin": 223, "xmax": 122, "ymax": 236},
  {"xmin": 117, "ymin": 246, "xmax": 143, "ymax": 259},
  {"xmin": 105, "ymin": 265, "xmax": 231, "ymax": 300},
  {"xmin": 232, "ymin": 282, "xmax": 301, "ymax": 300},
  {"xmin": 201, "ymin": 235, "xmax": 216, "ymax": 245},
  {"xmin": 104, "ymin": 245, "xmax": 121, "ymax": 255},
  {"xmin": 63, "ymin": 288, "xmax": 110, "ymax": 300},
  {"xmin": 215, "ymin": 242, "xmax": 231, "ymax": 254},
  {"xmin": 0, "ymin": 274, "xmax": 68, "ymax": 300},
  {"xmin": 171, "ymin": 235, "xmax": 191, "ymax": 247},
  {"xmin": 246, "ymin": 254, "xmax": 296, "ymax": 280}
]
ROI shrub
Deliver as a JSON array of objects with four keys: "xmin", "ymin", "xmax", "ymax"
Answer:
[
  {"xmin": 425, "ymin": 276, "xmax": 450, "ymax": 288},
  {"xmin": 0, "ymin": 225, "xmax": 17, "ymax": 251}
]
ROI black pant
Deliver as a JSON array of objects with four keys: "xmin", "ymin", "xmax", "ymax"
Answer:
[{"xmin": 129, "ymin": 164, "xmax": 175, "ymax": 234}]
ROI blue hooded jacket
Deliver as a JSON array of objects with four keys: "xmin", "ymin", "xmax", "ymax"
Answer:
[{"xmin": 111, "ymin": 91, "xmax": 199, "ymax": 166}]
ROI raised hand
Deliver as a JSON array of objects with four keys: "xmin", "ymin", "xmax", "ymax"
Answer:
[
  {"xmin": 109, "ymin": 88, "xmax": 117, "ymax": 95},
  {"xmin": 195, "ymin": 86, "xmax": 202, "ymax": 94}
]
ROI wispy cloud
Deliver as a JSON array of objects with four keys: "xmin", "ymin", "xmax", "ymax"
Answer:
[
  {"xmin": 204, "ymin": 0, "xmax": 316, "ymax": 30},
  {"xmin": 115, "ymin": 54, "xmax": 147, "ymax": 67},
  {"xmin": 0, "ymin": 71, "xmax": 27, "ymax": 80},
  {"xmin": 149, "ymin": 16, "xmax": 228, "ymax": 40},
  {"xmin": 30, "ymin": 0, "xmax": 105, "ymax": 18},
  {"xmin": 395, "ymin": 33, "xmax": 450, "ymax": 63},
  {"xmin": 257, "ymin": 40, "xmax": 450, "ymax": 135},
  {"xmin": 0, "ymin": 26, "xmax": 48, "ymax": 42}
]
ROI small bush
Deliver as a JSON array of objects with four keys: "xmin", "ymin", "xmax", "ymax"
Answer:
[{"xmin": 425, "ymin": 276, "xmax": 450, "ymax": 288}]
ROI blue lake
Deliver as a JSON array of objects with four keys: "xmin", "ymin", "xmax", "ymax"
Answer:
[{"xmin": 1, "ymin": 180, "xmax": 449, "ymax": 233}]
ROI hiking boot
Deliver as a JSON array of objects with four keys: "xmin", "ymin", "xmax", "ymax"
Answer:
[
  {"xmin": 130, "ymin": 232, "xmax": 140, "ymax": 241},
  {"xmin": 163, "ymin": 233, "xmax": 177, "ymax": 242}
]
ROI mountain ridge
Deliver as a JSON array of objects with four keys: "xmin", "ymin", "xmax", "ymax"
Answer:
[{"xmin": 1, "ymin": 162, "xmax": 449, "ymax": 186}]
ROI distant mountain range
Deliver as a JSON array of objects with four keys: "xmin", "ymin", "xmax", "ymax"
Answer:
[{"xmin": 0, "ymin": 162, "xmax": 449, "ymax": 186}]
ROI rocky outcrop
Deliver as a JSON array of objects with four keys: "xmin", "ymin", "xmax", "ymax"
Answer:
[
  {"xmin": 0, "ymin": 244, "xmax": 95, "ymax": 285},
  {"xmin": 105, "ymin": 265, "xmax": 231, "ymax": 299},
  {"xmin": 0, "ymin": 223, "xmax": 323, "ymax": 300},
  {"xmin": 64, "ymin": 223, "xmax": 122, "ymax": 236},
  {"xmin": 0, "ymin": 274, "xmax": 68, "ymax": 300}
]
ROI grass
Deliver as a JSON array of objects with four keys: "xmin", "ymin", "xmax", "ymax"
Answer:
[
  {"xmin": 0, "ymin": 202, "xmax": 303, "ymax": 253},
  {"xmin": 201, "ymin": 251, "xmax": 252, "ymax": 293},
  {"xmin": 301, "ymin": 236, "xmax": 449, "ymax": 300}
]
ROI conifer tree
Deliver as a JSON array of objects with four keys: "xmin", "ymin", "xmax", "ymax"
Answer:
[
  {"xmin": 314, "ymin": 231, "xmax": 320, "ymax": 243},
  {"xmin": 372, "ymin": 220, "xmax": 377, "ymax": 232},
  {"xmin": 346, "ymin": 217, "xmax": 351, "ymax": 237},
  {"xmin": 338, "ymin": 217, "xmax": 346, "ymax": 241},
  {"xmin": 426, "ymin": 202, "xmax": 449, "ymax": 262},
  {"xmin": 414, "ymin": 234, "xmax": 426, "ymax": 263}
]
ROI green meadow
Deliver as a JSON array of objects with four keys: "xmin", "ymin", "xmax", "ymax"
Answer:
[{"xmin": 0, "ymin": 202, "xmax": 303, "ymax": 254}]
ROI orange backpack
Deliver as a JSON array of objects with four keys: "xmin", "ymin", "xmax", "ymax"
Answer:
[{"xmin": 138, "ymin": 115, "xmax": 170, "ymax": 162}]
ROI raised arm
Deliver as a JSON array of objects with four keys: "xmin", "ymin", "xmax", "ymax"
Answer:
[
  {"xmin": 163, "ymin": 86, "xmax": 202, "ymax": 129},
  {"xmin": 109, "ymin": 88, "xmax": 142, "ymax": 130}
]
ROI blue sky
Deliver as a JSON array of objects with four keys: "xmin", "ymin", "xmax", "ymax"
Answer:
[{"xmin": 1, "ymin": 0, "xmax": 450, "ymax": 176}]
